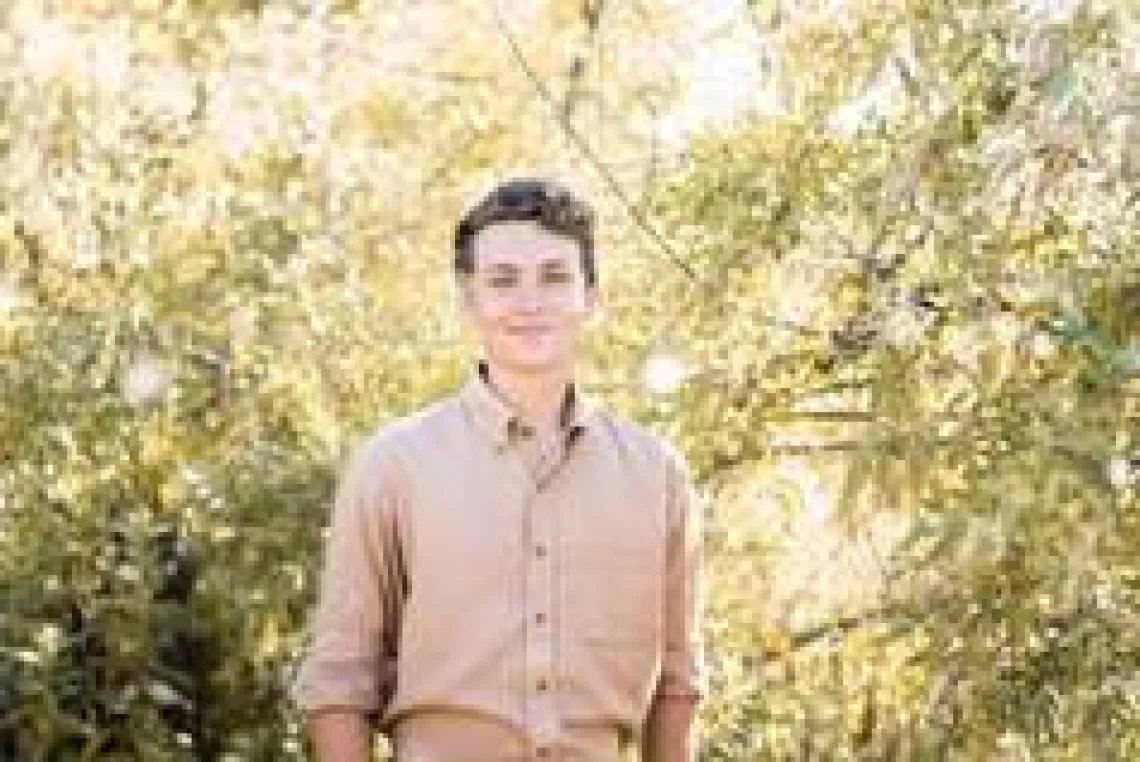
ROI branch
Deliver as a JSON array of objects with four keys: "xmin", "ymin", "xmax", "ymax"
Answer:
[{"xmin": 487, "ymin": 0, "xmax": 705, "ymax": 285}]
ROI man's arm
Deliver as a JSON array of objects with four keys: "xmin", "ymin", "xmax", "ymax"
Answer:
[
  {"xmin": 641, "ymin": 694, "xmax": 698, "ymax": 762},
  {"xmin": 307, "ymin": 713, "xmax": 373, "ymax": 762},
  {"xmin": 293, "ymin": 437, "xmax": 405, "ymax": 762},
  {"xmin": 642, "ymin": 445, "xmax": 706, "ymax": 762}
]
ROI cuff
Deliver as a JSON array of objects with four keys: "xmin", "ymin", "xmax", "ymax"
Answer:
[{"xmin": 291, "ymin": 656, "xmax": 394, "ymax": 716}]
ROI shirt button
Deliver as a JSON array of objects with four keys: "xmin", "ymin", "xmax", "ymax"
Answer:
[
  {"xmin": 535, "ymin": 611, "xmax": 547, "ymax": 625},
  {"xmin": 535, "ymin": 544, "xmax": 547, "ymax": 558},
  {"xmin": 536, "ymin": 677, "xmax": 550, "ymax": 691}
]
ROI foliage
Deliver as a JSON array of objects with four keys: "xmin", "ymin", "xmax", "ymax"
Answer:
[
  {"xmin": 1, "ymin": 0, "xmax": 1137, "ymax": 760},
  {"xmin": 650, "ymin": 0, "xmax": 1138, "ymax": 758}
]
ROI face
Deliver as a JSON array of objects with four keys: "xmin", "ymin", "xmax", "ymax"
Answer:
[{"xmin": 459, "ymin": 220, "xmax": 596, "ymax": 377}]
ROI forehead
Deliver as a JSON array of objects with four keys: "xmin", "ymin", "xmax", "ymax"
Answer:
[{"xmin": 471, "ymin": 220, "xmax": 580, "ymax": 269}]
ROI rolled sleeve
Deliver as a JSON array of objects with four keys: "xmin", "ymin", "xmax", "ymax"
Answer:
[
  {"xmin": 656, "ymin": 444, "xmax": 708, "ymax": 704},
  {"xmin": 292, "ymin": 436, "xmax": 405, "ymax": 717}
]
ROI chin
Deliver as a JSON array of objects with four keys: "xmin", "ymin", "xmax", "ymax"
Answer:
[
  {"xmin": 494, "ymin": 353, "xmax": 568, "ymax": 374},
  {"xmin": 506, "ymin": 358, "xmax": 564, "ymax": 372}
]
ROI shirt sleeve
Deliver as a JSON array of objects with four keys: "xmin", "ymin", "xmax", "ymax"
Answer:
[
  {"xmin": 291, "ymin": 435, "xmax": 406, "ymax": 718},
  {"xmin": 655, "ymin": 443, "xmax": 708, "ymax": 704}
]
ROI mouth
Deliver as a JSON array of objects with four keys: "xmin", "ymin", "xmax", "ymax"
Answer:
[{"xmin": 506, "ymin": 326, "xmax": 556, "ymax": 346}]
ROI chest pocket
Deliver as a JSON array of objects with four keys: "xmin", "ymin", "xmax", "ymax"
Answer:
[{"xmin": 557, "ymin": 450, "xmax": 668, "ymax": 647}]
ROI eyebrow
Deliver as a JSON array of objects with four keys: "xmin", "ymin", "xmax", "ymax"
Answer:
[{"xmin": 483, "ymin": 261, "xmax": 571, "ymax": 272}]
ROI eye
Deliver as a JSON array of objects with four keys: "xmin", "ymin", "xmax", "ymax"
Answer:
[
  {"xmin": 543, "ymin": 272, "xmax": 571, "ymax": 282},
  {"xmin": 487, "ymin": 276, "xmax": 516, "ymax": 287}
]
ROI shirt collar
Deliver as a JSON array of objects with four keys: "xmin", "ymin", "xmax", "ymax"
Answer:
[{"xmin": 460, "ymin": 359, "xmax": 598, "ymax": 449}]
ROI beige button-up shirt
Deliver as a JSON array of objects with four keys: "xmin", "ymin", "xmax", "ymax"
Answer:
[{"xmin": 293, "ymin": 361, "xmax": 706, "ymax": 761}]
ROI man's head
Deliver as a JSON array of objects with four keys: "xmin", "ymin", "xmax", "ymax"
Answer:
[{"xmin": 453, "ymin": 177, "xmax": 598, "ymax": 376}]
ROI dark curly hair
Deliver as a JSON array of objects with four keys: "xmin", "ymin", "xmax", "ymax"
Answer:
[{"xmin": 453, "ymin": 176, "xmax": 597, "ymax": 289}]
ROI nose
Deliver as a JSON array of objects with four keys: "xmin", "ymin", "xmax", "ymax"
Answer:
[{"xmin": 512, "ymin": 281, "xmax": 543, "ymax": 312}]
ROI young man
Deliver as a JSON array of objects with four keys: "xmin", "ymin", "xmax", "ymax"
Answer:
[{"xmin": 293, "ymin": 177, "xmax": 706, "ymax": 762}]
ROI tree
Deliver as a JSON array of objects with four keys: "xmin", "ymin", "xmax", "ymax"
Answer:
[
  {"xmin": 0, "ymin": 0, "xmax": 705, "ymax": 757},
  {"xmin": 641, "ymin": 0, "xmax": 1138, "ymax": 757}
]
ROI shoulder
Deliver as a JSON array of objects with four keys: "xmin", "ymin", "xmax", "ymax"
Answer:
[
  {"xmin": 591, "ymin": 411, "xmax": 699, "ymax": 531},
  {"xmin": 589, "ymin": 408, "xmax": 690, "ymax": 479},
  {"xmin": 342, "ymin": 397, "xmax": 457, "ymax": 481}
]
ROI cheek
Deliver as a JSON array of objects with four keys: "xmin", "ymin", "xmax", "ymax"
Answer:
[{"xmin": 466, "ymin": 300, "xmax": 508, "ymax": 326}]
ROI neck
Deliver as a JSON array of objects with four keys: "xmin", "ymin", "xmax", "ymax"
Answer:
[{"xmin": 483, "ymin": 360, "xmax": 572, "ymax": 435}]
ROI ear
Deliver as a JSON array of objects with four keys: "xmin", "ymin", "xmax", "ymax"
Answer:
[
  {"xmin": 455, "ymin": 275, "xmax": 476, "ymax": 315},
  {"xmin": 583, "ymin": 286, "xmax": 602, "ymax": 323}
]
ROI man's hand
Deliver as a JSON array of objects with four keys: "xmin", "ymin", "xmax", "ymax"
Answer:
[
  {"xmin": 641, "ymin": 693, "xmax": 697, "ymax": 762},
  {"xmin": 307, "ymin": 711, "xmax": 373, "ymax": 762}
]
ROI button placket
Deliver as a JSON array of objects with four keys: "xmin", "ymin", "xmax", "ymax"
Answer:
[
  {"xmin": 526, "ymin": 470, "xmax": 563, "ymax": 758},
  {"xmin": 528, "ymin": 488, "xmax": 556, "ymax": 719},
  {"xmin": 520, "ymin": 427, "xmax": 581, "ymax": 759}
]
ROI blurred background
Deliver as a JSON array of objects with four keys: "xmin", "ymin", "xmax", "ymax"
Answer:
[{"xmin": 0, "ymin": 0, "xmax": 1137, "ymax": 759}]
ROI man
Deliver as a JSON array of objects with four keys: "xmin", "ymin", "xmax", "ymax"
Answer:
[{"xmin": 293, "ymin": 177, "xmax": 706, "ymax": 762}]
